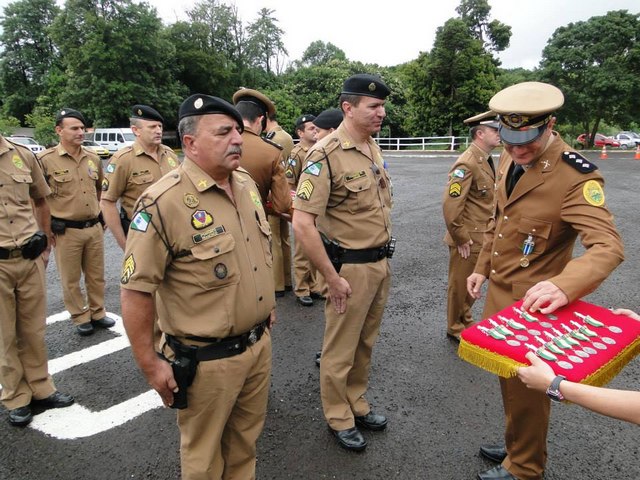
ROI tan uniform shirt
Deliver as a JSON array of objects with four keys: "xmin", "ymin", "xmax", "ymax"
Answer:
[
  {"xmin": 267, "ymin": 126, "xmax": 294, "ymax": 160},
  {"xmin": 239, "ymin": 127, "xmax": 291, "ymax": 214},
  {"xmin": 121, "ymin": 158, "xmax": 275, "ymax": 338},
  {"xmin": 0, "ymin": 138, "xmax": 51, "ymax": 248},
  {"xmin": 475, "ymin": 133, "xmax": 624, "ymax": 314},
  {"xmin": 442, "ymin": 143, "xmax": 495, "ymax": 247},
  {"xmin": 286, "ymin": 144, "xmax": 309, "ymax": 187},
  {"xmin": 293, "ymin": 124, "xmax": 392, "ymax": 249},
  {"xmin": 39, "ymin": 145, "xmax": 103, "ymax": 221},
  {"xmin": 101, "ymin": 141, "xmax": 179, "ymax": 218}
]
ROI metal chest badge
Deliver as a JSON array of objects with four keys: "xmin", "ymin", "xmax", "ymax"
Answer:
[{"xmin": 520, "ymin": 234, "xmax": 535, "ymax": 268}]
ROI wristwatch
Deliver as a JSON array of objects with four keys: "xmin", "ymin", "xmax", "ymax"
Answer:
[{"xmin": 546, "ymin": 375, "xmax": 566, "ymax": 402}]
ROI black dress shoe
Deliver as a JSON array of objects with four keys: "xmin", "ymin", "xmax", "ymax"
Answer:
[
  {"xmin": 446, "ymin": 332, "xmax": 461, "ymax": 342},
  {"xmin": 296, "ymin": 295, "xmax": 313, "ymax": 307},
  {"xmin": 330, "ymin": 426, "xmax": 367, "ymax": 451},
  {"xmin": 480, "ymin": 444, "xmax": 507, "ymax": 463},
  {"xmin": 354, "ymin": 411, "xmax": 388, "ymax": 431},
  {"xmin": 315, "ymin": 351, "xmax": 321, "ymax": 367},
  {"xmin": 284, "ymin": 285, "xmax": 293, "ymax": 292},
  {"xmin": 477, "ymin": 465, "xmax": 518, "ymax": 480},
  {"xmin": 76, "ymin": 322, "xmax": 94, "ymax": 336},
  {"xmin": 92, "ymin": 317, "xmax": 115, "ymax": 329},
  {"xmin": 8, "ymin": 406, "xmax": 32, "ymax": 426},
  {"xmin": 31, "ymin": 391, "xmax": 75, "ymax": 409},
  {"xmin": 310, "ymin": 291, "xmax": 325, "ymax": 300},
  {"xmin": 275, "ymin": 290, "xmax": 285, "ymax": 298}
]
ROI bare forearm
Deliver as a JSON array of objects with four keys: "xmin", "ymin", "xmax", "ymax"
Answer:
[
  {"xmin": 101, "ymin": 199, "xmax": 126, "ymax": 250},
  {"xmin": 560, "ymin": 382, "xmax": 640, "ymax": 425},
  {"xmin": 121, "ymin": 288, "xmax": 157, "ymax": 371}
]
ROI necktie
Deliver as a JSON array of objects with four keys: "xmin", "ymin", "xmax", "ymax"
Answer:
[
  {"xmin": 487, "ymin": 156, "xmax": 495, "ymax": 174},
  {"xmin": 507, "ymin": 164, "xmax": 524, "ymax": 197}
]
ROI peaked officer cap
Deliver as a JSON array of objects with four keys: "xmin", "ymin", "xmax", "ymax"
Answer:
[
  {"xmin": 232, "ymin": 88, "xmax": 276, "ymax": 117},
  {"xmin": 464, "ymin": 111, "xmax": 499, "ymax": 129}
]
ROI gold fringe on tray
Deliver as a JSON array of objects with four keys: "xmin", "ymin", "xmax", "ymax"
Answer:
[
  {"xmin": 457, "ymin": 339, "xmax": 526, "ymax": 378},
  {"xmin": 582, "ymin": 335, "xmax": 640, "ymax": 387}
]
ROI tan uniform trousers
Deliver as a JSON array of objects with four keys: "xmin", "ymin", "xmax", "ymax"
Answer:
[
  {"xmin": 293, "ymin": 233, "xmax": 320, "ymax": 297},
  {"xmin": 268, "ymin": 215, "xmax": 291, "ymax": 292},
  {"xmin": 0, "ymin": 256, "xmax": 56, "ymax": 409},
  {"xmin": 178, "ymin": 330, "xmax": 272, "ymax": 480},
  {"xmin": 500, "ymin": 376, "xmax": 550, "ymax": 480},
  {"xmin": 320, "ymin": 259, "xmax": 390, "ymax": 430},
  {"xmin": 54, "ymin": 224, "xmax": 105, "ymax": 325},
  {"xmin": 446, "ymin": 245, "xmax": 480, "ymax": 336}
]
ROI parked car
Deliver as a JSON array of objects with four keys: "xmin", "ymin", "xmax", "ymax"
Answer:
[
  {"xmin": 92, "ymin": 128, "xmax": 135, "ymax": 153},
  {"xmin": 614, "ymin": 132, "xmax": 640, "ymax": 149},
  {"xmin": 6, "ymin": 136, "xmax": 45, "ymax": 154},
  {"xmin": 576, "ymin": 133, "xmax": 620, "ymax": 148},
  {"xmin": 82, "ymin": 140, "xmax": 110, "ymax": 158}
]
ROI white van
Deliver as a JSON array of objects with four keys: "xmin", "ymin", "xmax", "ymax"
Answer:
[{"xmin": 93, "ymin": 128, "xmax": 135, "ymax": 153}]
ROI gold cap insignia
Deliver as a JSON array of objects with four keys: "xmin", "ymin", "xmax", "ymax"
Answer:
[
  {"xmin": 194, "ymin": 98, "xmax": 203, "ymax": 109},
  {"xmin": 137, "ymin": 109, "xmax": 142, "ymax": 116},
  {"xmin": 368, "ymin": 82, "xmax": 376, "ymax": 92}
]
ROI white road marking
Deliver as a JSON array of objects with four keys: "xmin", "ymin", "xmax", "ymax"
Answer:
[{"xmin": 29, "ymin": 311, "xmax": 164, "ymax": 439}]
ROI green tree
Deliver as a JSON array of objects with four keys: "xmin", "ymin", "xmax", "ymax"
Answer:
[
  {"xmin": 246, "ymin": 8, "xmax": 288, "ymax": 75},
  {"xmin": 25, "ymin": 105, "xmax": 58, "ymax": 146},
  {"xmin": 297, "ymin": 41, "xmax": 347, "ymax": 67},
  {"xmin": 0, "ymin": 115, "xmax": 21, "ymax": 136},
  {"xmin": 403, "ymin": 18, "xmax": 499, "ymax": 137},
  {"xmin": 0, "ymin": 0, "xmax": 60, "ymax": 123},
  {"xmin": 50, "ymin": 0, "xmax": 184, "ymax": 127},
  {"xmin": 456, "ymin": 0, "xmax": 511, "ymax": 53},
  {"xmin": 539, "ymin": 10, "xmax": 640, "ymax": 146}
]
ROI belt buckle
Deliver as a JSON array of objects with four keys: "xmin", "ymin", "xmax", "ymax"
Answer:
[
  {"xmin": 248, "ymin": 328, "xmax": 258, "ymax": 345},
  {"xmin": 377, "ymin": 247, "xmax": 386, "ymax": 260},
  {"xmin": 10, "ymin": 249, "xmax": 23, "ymax": 259},
  {"xmin": 84, "ymin": 221, "xmax": 91, "ymax": 228}
]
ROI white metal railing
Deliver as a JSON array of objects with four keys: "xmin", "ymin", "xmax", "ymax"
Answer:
[{"xmin": 375, "ymin": 136, "xmax": 469, "ymax": 151}]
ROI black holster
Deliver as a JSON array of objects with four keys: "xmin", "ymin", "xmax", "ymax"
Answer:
[
  {"xmin": 22, "ymin": 231, "xmax": 48, "ymax": 259},
  {"xmin": 51, "ymin": 218, "xmax": 66, "ymax": 235},
  {"xmin": 119, "ymin": 209, "xmax": 131, "ymax": 236},
  {"xmin": 165, "ymin": 337, "xmax": 199, "ymax": 410},
  {"xmin": 321, "ymin": 233, "xmax": 343, "ymax": 273}
]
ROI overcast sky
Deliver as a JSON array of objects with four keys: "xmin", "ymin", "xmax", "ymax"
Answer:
[
  {"xmin": 155, "ymin": 0, "xmax": 639, "ymax": 69},
  {"xmin": 0, "ymin": 0, "xmax": 637, "ymax": 69}
]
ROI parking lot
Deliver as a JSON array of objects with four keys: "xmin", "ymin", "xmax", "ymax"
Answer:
[{"xmin": 1, "ymin": 150, "xmax": 639, "ymax": 480}]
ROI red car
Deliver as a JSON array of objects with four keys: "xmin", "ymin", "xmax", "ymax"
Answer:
[{"xmin": 576, "ymin": 133, "xmax": 620, "ymax": 148}]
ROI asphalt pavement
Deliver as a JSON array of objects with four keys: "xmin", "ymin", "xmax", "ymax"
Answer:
[{"xmin": 1, "ymin": 150, "xmax": 639, "ymax": 479}]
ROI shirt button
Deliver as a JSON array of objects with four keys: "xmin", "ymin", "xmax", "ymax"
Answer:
[
  {"xmin": 498, "ymin": 234, "xmax": 503, "ymax": 239},
  {"xmin": 503, "ymin": 216, "xmax": 508, "ymax": 221},
  {"xmin": 254, "ymin": 266, "xmax": 257, "ymax": 271},
  {"xmin": 258, "ymin": 296, "xmax": 263, "ymax": 301},
  {"xmin": 491, "ymin": 269, "xmax": 496, "ymax": 274},
  {"xmin": 493, "ymin": 251, "xmax": 499, "ymax": 256},
  {"xmin": 214, "ymin": 247, "xmax": 220, "ymax": 253},
  {"xmin": 246, "ymin": 237, "xmax": 250, "ymax": 242}
]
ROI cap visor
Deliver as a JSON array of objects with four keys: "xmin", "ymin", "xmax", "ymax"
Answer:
[{"xmin": 499, "ymin": 125, "xmax": 545, "ymax": 145}]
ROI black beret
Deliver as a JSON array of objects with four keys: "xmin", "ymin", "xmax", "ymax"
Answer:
[
  {"xmin": 56, "ymin": 108, "xmax": 86, "ymax": 126},
  {"xmin": 232, "ymin": 88, "xmax": 276, "ymax": 117},
  {"xmin": 313, "ymin": 108, "xmax": 343, "ymax": 130},
  {"xmin": 131, "ymin": 104, "xmax": 164, "ymax": 123},
  {"xmin": 295, "ymin": 114, "xmax": 316, "ymax": 130},
  {"xmin": 341, "ymin": 74, "xmax": 390, "ymax": 100},
  {"xmin": 178, "ymin": 94, "xmax": 244, "ymax": 131}
]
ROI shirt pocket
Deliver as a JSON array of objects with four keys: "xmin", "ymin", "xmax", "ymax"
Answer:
[
  {"xmin": 51, "ymin": 171, "xmax": 74, "ymax": 197},
  {"xmin": 517, "ymin": 216, "xmax": 552, "ymax": 256},
  {"xmin": 473, "ymin": 178, "xmax": 491, "ymax": 198},
  {"xmin": 131, "ymin": 171, "xmax": 154, "ymax": 185},
  {"xmin": 190, "ymin": 233, "xmax": 240, "ymax": 290},
  {"xmin": 344, "ymin": 175, "xmax": 374, "ymax": 214},
  {"xmin": 11, "ymin": 173, "xmax": 33, "ymax": 204}
]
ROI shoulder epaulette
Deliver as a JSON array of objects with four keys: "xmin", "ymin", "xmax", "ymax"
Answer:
[
  {"xmin": 308, "ymin": 137, "xmax": 341, "ymax": 161},
  {"xmin": 111, "ymin": 145, "xmax": 134, "ymax": 159},
  {"xmin": 562, "ymin": 151, "xmax": 598, "ymax": 173},
  {"xmin": 262, "ymin": 136, "xmax": 283, "ymax": 150},
  {"xmin": 236, "ymin": 166, "xmax": 251, "ymax": 176},
  {"xmin": 150, "ymin": 170, "xmax": 182, "ymax": 199},
  {"xmin": 37, "ymin": 147, "xmax": 56, "ymax": 159},
  {"xmin": 265, "ymin": 131, "xmax": 276, "ymax": 140}
]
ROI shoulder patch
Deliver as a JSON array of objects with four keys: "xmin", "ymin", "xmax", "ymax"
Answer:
[
  {"xmin": 262, "ymin": 137, "xmax": 283, "ymax": 150},
  {"xmin": 451, "ymin": 168, "xmax": 466, "ymax": 179},
  {"xmin": 562, "ymin": 151, "xmax": 598, "ymax": 173},
  {"xmin": 265, "ymin": 131, "xmax": 276, "ymax": 140}
]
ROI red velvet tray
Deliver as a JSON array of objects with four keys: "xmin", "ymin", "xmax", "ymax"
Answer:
[{"xmin": 458, "ymin": 299, "xmax": 640, "ymax": 386}]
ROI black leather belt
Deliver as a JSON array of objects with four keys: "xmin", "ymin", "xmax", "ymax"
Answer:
[
  {"xmin": 53, "ymin": 217, "xmax": 100, "ymax": 229},
  {"xmin": 0, "ymin": 247, "xmax": 23, "ymax": 260},
  {"xmin": 340, "ymin": 245, "xmax": 390, "ymax": 263},
  {"xmin": 168, "ymin": 319, "xmax": 269, "ymax": 362}
]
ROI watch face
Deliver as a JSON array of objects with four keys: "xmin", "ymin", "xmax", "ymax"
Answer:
[{"xmin": 546, "ymin": 387, "xmax": 563, "ymax": 402}]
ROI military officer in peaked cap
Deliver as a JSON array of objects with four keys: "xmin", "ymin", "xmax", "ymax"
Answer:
[
  {"xmin": 293, "ymin": 73, "xmax": 394, "ymax": 452},
  {"xmin": 442, "ymin": 111, "xmax": 500, "ymax": 341},
  {"xmin": 232, "ymin": 88, "xmax": 291, "ymax": 217},
  {"xmin": 121, "ymin": 94, "xmax": 275, "ymax": 479},
  {"xmin": 467, "ymin": 82, "xmax": 624, "ymax": 480},
  {"xmin": 101, "ymin": 104, "xmax": 179, "ymax": 250},
  {"xmin": 39, "ymin": 108, "xmax": 114, "ymax": 337}
]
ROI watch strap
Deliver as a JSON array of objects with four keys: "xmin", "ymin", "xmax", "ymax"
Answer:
[{"xmin": 546, "ymin": 375, "xmax": 566, "ymax": 402}]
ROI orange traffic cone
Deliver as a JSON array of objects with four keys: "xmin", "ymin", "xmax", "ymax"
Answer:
[
  {"xmin": 635, "ymin": 144, "xmax": 640, "ymax": 160},
  {"xmin": 600, "ymin": 145, "xmax": 608, "ymax": 159}
]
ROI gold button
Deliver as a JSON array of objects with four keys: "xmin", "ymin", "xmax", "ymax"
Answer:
[
  {"xmin": 491, "ymin": 269, "xmax": 496, "ymax": 274},
  {"xmin": 494, "ymin": 251, "xmax": 499, "ymax": 256},
  {"xmin": 503, "ymin": 216, "xmax": 508, "ymax": 221},
  {"xmin": 498, "ymin": 234, "xmax": 503, "ymax": 239}
]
